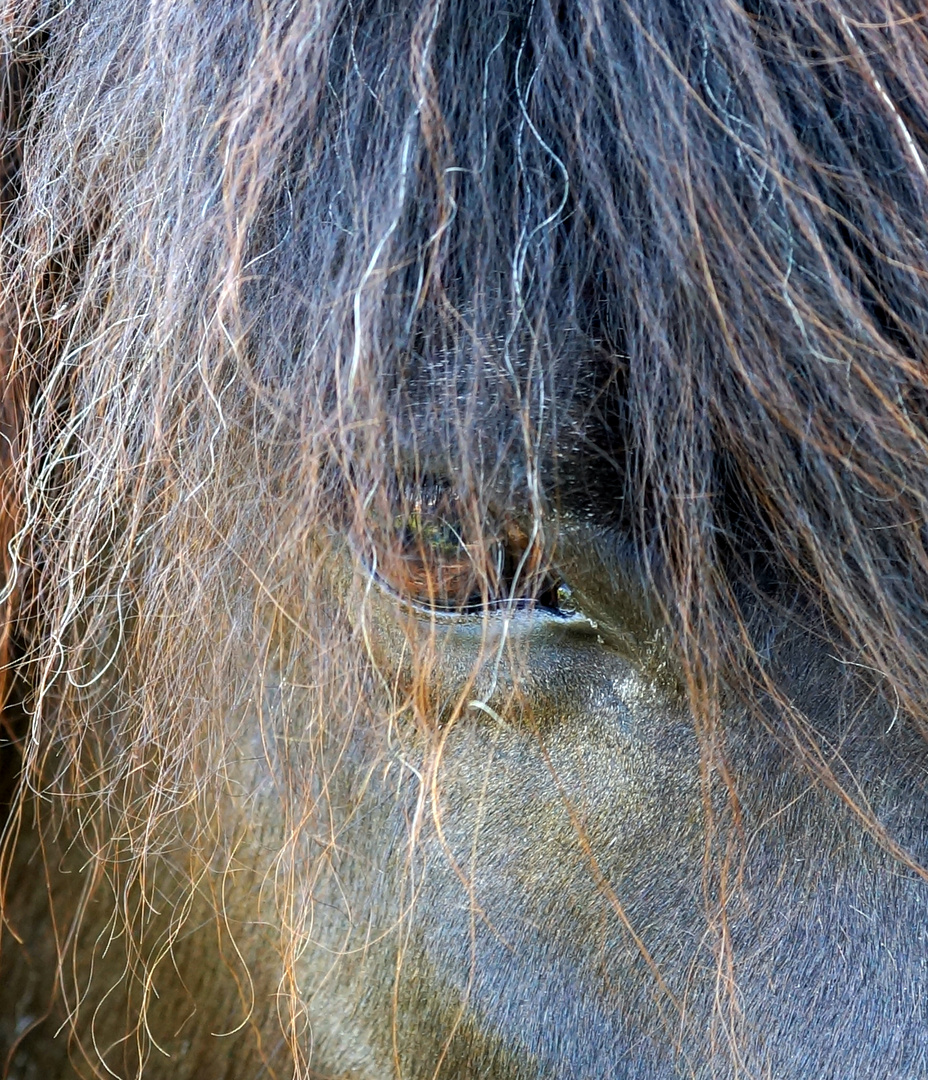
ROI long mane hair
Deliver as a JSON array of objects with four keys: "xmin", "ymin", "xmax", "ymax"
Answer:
[{"xmin": 3, "ymin": 0, "xmax": 928, "ymax": 1071}]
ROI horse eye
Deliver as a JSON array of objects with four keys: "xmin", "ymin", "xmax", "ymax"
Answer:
[{"xmin": 372, "ymin": 490, "xmax": 570, "ymax": 615}]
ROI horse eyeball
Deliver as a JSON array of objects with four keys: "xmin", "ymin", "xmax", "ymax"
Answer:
[{"xmin": 373, "ymin": 486, "xmax": 566, "ymax": 615}]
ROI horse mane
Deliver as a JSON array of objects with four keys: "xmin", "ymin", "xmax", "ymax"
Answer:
[{"xmin": 2, "ymin": 0, "xmax": 928, "ymax": 1067}]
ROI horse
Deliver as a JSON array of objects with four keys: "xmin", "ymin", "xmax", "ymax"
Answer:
[{"xmin": 3, "ymin": 1, "xmax": 928, "ymax": 1076}]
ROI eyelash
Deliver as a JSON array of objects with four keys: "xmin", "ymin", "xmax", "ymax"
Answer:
[{"xmin": 370, "ymin": 489, "xmax": 574, "ymax": 616}]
